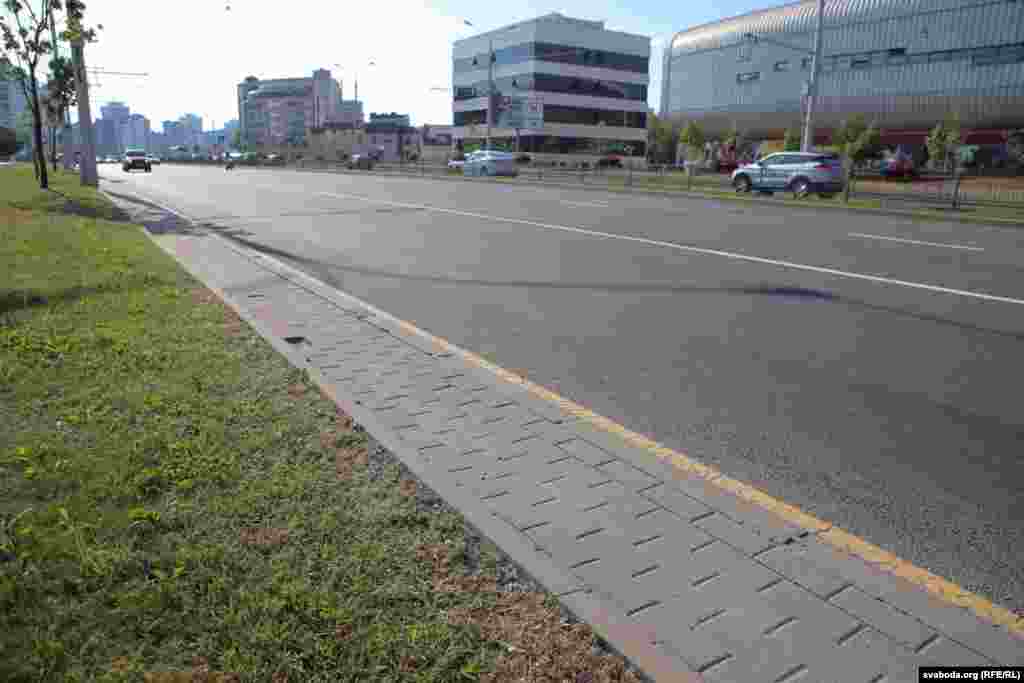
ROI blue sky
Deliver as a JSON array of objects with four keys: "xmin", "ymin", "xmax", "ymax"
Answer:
[{"xmin": 70, "ymin": 0, "xmax": 775, "ymax": 131}]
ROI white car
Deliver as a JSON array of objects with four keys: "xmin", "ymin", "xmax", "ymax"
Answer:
[
  {"xmin": 463, "ymin": 150, "xmax": 518, "ymax": 177},
  {"xmin": 447, "ymin": 158, "xmax": 465, "ymax": 169}
]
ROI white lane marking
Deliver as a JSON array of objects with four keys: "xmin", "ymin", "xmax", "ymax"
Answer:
[
  {"xmin": 317, "ymin": 190, "xmax": 1024, "ymax": 306},
  {"xmin": 848, "ymin": 232, "xmax": 985, "ymax": 252},
  {"xmin": 560, "ymin": 199, "xmax": 610, "ymax": 208}
]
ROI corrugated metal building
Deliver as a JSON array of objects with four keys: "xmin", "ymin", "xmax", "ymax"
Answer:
[{"xmin": 661, "ymin": 0, "xmax": 1024, "ymax": 142}]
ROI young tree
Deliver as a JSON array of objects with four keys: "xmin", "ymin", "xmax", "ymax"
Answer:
[
  {"xmin": 678, "ymin": 120, "xmax": 705, "ymax": 164},
  {"xmin": 1, "ymin": 0, "xmax": 61, "ymax": 189},
  {"xmin": 646, "ymin": 112, "xmax": 677, "ymax": 164},
  {"xmin": 926, "ymin": 114, "xmax": 962, "ymax": 174},
  {"xmin": 783, "ymin": 125, "xmax": 801, "ymax": 152},
  {"xmin": 46, "ymin": 54, "xmax": 76, "ymax": 171},
  {"xmin": 832, "ymin": 114, "xmax": 880, "ymax": 202}
]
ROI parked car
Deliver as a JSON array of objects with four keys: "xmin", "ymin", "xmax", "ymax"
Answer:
[
  {"xmin": 731, "ymin": 152, "xmax": 843, "ymax": 198},
  {"xmin": 463, "ymin": 150, "xmax": 518, "ymax": 177},
  {"xmin": 346, "ymin": 154, "xmax": 374, "ymax": 170},
  {"xmin": 122, "ymin": 149, "xmax": 152, "ymax": 173},
  {"xmin": 880, "ymin": 154, "xmax": 916, "ymax": 178}
]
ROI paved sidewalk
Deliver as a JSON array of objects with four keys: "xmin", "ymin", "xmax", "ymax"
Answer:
[{"xmin": 135, "ymin": 204, "xmax": 1022, "ymax": 681}]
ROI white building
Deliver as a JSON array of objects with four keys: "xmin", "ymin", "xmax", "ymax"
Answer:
[{"xmin": 452, "ymin": 13, "xmax": 650, "ymax": 162}]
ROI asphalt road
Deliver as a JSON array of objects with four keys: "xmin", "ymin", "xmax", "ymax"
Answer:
[{"xmin": 103, "ymin": 164, "xmax": 1024, "ymax": 612}]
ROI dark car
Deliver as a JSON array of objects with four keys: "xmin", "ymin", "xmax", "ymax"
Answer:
[
  {"xmin": 123, "ymin": 149, "xmax": 152, "ymax": 173},
  {"xmin": 346, "ymin": 154, "xmax": 375, "ymax": 170}
]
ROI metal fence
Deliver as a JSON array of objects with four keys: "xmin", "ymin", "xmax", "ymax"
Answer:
[{"xmin": 166, "ymin": 157, "xmax": 1024, "ymax": 214}]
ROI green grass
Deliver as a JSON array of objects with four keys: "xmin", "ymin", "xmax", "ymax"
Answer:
[{"xmin": 0, "ymin": 165, "xmax": 512, "ymax": 682}]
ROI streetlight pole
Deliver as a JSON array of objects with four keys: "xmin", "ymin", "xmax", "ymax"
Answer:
[
  {"xmin": 802, "ymin": 0, "xmax": 825, "ymax": 152},
  {"xmin": 486, "ymin": 37, "xmax": 494, "ymax": 150}
]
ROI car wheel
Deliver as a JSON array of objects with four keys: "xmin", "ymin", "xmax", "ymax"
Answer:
[
  {"xmin": 790, "ymin": 177, "xmax": 811, "ymax": 198},
  {"xmin": 481, "ymin": 166, "xmax": 492, "ymax": 177},
  {"xmin": 733, "ymin": 174, "xmax": 752, "ymax": 193}
]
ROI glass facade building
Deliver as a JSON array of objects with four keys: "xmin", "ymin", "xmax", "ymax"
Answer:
[{"xmin": 452, "ymin": 13, "xmax": 650, "ymax": 160}]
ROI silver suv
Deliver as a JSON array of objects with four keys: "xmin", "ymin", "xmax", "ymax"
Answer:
[{"xmin": 731, "ymin": 152, "xmax": 843, "ymax": 198}]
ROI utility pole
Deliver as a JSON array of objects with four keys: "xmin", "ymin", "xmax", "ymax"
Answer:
[
  {"xmin": 71, "ymin": 38, "xmax": 97, "ymax": 186},
  {"xmin": 485, "ymin": 37, "xmax": 494, "ymax": 150},
  {"xmin": 801, "ymin": 0, "xmax": 825, "ymax": 152}
]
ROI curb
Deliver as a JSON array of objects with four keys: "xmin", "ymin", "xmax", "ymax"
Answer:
[{"xmin": 115, "ymin": 190, "xmax": 705, "ymax": 683}]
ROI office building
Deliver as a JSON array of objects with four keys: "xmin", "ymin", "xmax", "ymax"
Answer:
[
  {"xmin": 237, "ymin": 69, "xmax": 342, "ymax": 147},
  {"xmin": 661, "ymin": 0, "xmax": 1024, "ymax": 149},
  {"xmin": 452, "ymin": 13, "xmax": 650, "ymax": 161},
  {"xmin": 120, "ymin": 113, "xmax": 150, "ymax": 152}
]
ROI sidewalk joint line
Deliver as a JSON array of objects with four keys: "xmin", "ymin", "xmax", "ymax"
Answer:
[
  {"xmin": 691, "ymin": 539, "xmax": 717, "ymax": 553},
  {"xmin": 762, "ymin": 616, "xmax": 799, "ymax": 637},
  {"xmin": 576, "ymin": 527, "xmax": 604, "ymax": 540},
  {"xmin": 633, "ymin": 534, "xmax": 662, "ymax": 548},
  {"xmin": 914, "ymin": 633, "xmax": 941, "ymax": 654},
  {"xmin": 696, "ymin": 653, "xmax": 733, "ymax": 674},
  {"xmin": 836, "ymin": 623, "xmax": 869, "ymax": 647},
  {"xmin": 824, "ymin": 583, "xmax": 854, "ymax": 601},
  {"xmin": 693, "ymin": 608, "xmax": 728, "ymax": 629},
  {"xmin": 631, "ymin": 564, "xmax": 660, "ymax": 579},
  {"xmin": 774, "ymin": 663, "xmax": 809, "ymax": 683},
  {"xmin": 582, "ymin": 500, "xmax": 610, "ymax": 512},
  {"xmin": 569, "ymin": 557, "xmax": 601, "ymax": 570},
  {"xmin": 757, "ymin": 577, "xmax": 785, "ymax": 593},
  {"xmin": 690, "ymin": 510, "xmax": 716, "ymax": 524},
  {"xmin": 626, "ymin": 600, "xmax": 661, "ymax": 617},
  {"xmin": 692, "ymin": 572, "xmax": 721, "ymax": 589}
]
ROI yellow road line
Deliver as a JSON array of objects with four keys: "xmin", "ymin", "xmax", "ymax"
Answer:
[{"xmin": 392, "ymin": 317, "xmax": 1024, "ymax": 637}]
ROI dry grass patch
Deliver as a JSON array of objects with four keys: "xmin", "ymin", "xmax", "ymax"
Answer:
[
  {"xmin": 417, "ymin": 545, "xmax": 641, "ymax": 683},
  {"xmin": 239, "ymin": 527, "xmax": 290, "ymax": 548}
]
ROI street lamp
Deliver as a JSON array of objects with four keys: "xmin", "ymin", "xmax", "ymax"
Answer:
[{"xmin": 742, "ymin": 0, "xmax": 824, "ymax": 152}]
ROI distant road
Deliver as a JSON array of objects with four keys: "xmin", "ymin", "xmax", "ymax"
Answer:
[{"xmin": 104, "ymin": 163, "xmax": 1024, "ymax": 611}]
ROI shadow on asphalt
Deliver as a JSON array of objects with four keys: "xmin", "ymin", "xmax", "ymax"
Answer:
[{"xmin": 212, "ymin": 231, "xmax": 1024, "ymax": 342}]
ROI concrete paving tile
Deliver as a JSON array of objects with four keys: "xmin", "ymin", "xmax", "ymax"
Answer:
[
  {"xmin": 830, "ymin": 586, "xmax": 938, "ymax": 651},
  {"xmin": 556, "ymin": 437, "xmax": 618, "ymax": 467},
  {"xmin": 755, "ymin": 541, "xmax": 853, "ymax": 600},
  {"xmin": 597, "ymin": 458, "xmax": 661, "ymax": 492},
  {"xmin": 917, "ymin": 636, "xmax": 994, "ymax": 667},
  {"xmin": 640, "ymin": 482, "xmax": 715, "ymax": 523},
  {"xmin": 693, "ymin": 512, "xmax": 778, "ymax": 556}
]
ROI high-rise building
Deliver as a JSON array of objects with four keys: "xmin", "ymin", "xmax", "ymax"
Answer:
[
  {"xmin": 120, "ymin": 113, "xmax": 150, "ymax": 151},
  {"xmin": 99, "ymin": 101, "xmax": 131, "ymax": 154},
  {"xmin": 237, "ymin": 69, "xmax": 342, "ymax": 147},
  {"xmin": 452, "ymin": 13, "xmax": 650, "ymax": 160}
]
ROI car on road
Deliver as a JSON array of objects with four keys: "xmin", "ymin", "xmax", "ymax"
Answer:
[
  {"xmin": 147, "ymin": 155, "xmax": 161, "ymax": 165},
  {"xmin": 463, "ymin": 150, "xmax": 518, "ymax": 177},
  {"xmin": 346, "ymin": 154, "xmax": 375, "ymax": 170},
  {"xmin": 122, "ymin": 149, "xmax": 152, "ymax": 173},
  {"xmin": 731, "ymin": 152, "xmax": 843, "ymax": 198}
]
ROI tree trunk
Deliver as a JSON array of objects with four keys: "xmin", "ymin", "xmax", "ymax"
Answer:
[
  {"xmin": 50, "ymin": 126, "xmax": 58, "ymax": 173},
  {"xmin": 29, "ymin": 76, "xmax": 49, "ymax": 190},
  {"xmin": 842, "ymin": 159, "xmax": 853, "ymax": 203}
]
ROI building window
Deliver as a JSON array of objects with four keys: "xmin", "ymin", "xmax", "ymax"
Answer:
[
  {"xmin": 929, "ymin": 50, "xmax": 955, "ymax": 63},
  {"xmin": 736, "ymin": 71, "xmax": 760, "ymax": 83},
  {"xmin": 801, "ymin": 57, "xmax": 812, "ymax": 70},
  {"xmin": 774, "ymin": 60, "xmax": 791, "ymax": 72},
  {"xmin": 851, "ymin": 56, "xmax": 872, "ymax": 69}
]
